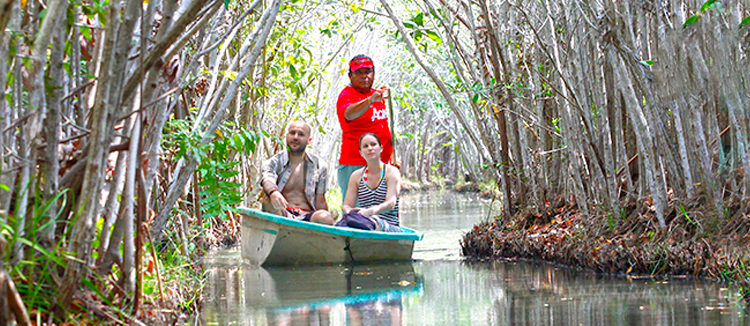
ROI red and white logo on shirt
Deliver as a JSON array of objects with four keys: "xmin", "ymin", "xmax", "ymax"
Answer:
[{"xmin": 371, "ymin": 107, "xmax": 387, "ymax": 121}]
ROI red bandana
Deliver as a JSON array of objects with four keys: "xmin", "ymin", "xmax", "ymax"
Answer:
[{"xmin": 349, "ymin": 57, "xmax": 374, "ymax": 72}]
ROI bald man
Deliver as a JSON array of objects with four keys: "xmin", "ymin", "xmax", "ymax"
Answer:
[{"xmin": 260, "ymin": 121, "xmax": 335, "ymax": 225}]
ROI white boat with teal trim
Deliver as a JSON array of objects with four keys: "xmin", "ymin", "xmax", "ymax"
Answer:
[{"xmin": 239, "ymin": 207, "xmax": 424, "ymax": 266}]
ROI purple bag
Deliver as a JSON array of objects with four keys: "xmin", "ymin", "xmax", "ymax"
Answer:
[{"xmin": 335, "ymin": 210, "xmax": 376, "ymax": 230}]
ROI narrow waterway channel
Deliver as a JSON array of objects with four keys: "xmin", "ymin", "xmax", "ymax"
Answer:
[{"xmin": 201, "ymin": 191, "xmax": 748, "ymax": 325}]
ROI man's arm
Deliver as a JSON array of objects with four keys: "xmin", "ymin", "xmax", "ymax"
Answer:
[
  {"xmin": 260, "ymin": 155, "xmax": 288, "ymax": 214},
  {"xmin": 314, "ymin": 162, "xmax": 329, "ymax": 211},
  {"xmin": 260, "ymin": 177, "xmax": 278, "ymax": 196},
  {"xmin": 343, "ymin": 87, "xmax": 388, "ymax": 121},
  {"xmin": 260, "ymin": 155, "xmax": 279, "ymax": 193}
]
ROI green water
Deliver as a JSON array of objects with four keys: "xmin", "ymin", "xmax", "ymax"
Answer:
[{"xmin": 201, "ymin": 191, "xmax": 749, "ymax": 325}]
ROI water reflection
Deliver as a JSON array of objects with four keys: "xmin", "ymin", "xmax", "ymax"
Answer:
[
  {"xmin": 203, "ymin": 261, "xmax": 421, "ymax": 325},
  {"xmin": 405, "ymin": 260, "xmax": 747, "ymax": 326}
]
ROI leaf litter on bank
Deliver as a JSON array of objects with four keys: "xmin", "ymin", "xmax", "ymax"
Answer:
[{"xmin": 461, "ymin": 194, "xmax": 750, "ymax": 301}]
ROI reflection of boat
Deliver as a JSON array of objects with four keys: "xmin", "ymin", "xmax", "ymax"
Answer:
[
  {"xmin": 239, "ymin": 208, "xmax": 424, "ymax": 266},
  {"xmin": 243, "ymin": 263, "xmax": 422, "ymax": 309}
]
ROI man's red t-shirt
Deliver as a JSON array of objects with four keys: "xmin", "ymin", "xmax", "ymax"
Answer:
[{"xmin": 337, "ymin": 85, "xmax": 393, "ymax": 166}]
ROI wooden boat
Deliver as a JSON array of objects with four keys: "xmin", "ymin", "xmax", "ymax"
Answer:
[{"xmin": 239, "ymin": 207, "xmax": 424, "ymax": 266}]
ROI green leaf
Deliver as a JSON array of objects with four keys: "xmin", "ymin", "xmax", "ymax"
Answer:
[
  {"xmin": 683, "ymin": 15, "xmax": 700, "ymax": 27},
  {"xmin": 8, "ymin": 35, "xmax": 16, "ymax": 59},
  {"xmin": 245, "ymin": 137, "xmax": 256, "ymax": 153},
  {"xmin": 80, "ymin": 26, "xmax": 91, "ymax": 40},
  {"xmin": 81, "ymin": 4, "xmax": 92, "ymax": 17},
  {"xmin": 740, "ymin": 16, "xmax": 750, "ymax": 27},
  {"xmin": 217, "ymin": 170, "xmax": 239, "ymax": 178},
  {"xmin": 224, "ymin": 0, "xmax": 230, "ymax": 9},
  {"xmin": 202, "ymin": 209, "xmax": 218, "ymax": 219},
  {"xmin": 198, "ymin": 178, "xmax": 216, "ymax": 187},
  {"xmin": 64, "ymin": 39, "xmax": 72, "ymax": 57},
  {"xmin": 232, "ymin": 135, "xmax": 243, "ymax": 150},
  {"xmin": 0, "ymin": 184, "xmax": 9, "ymax": 191},
  {"xmin": 403, "ymin": 22, "xmax": 414, "ymax": 29},
  {"xmin": 67, "ymin": 7, "xmax": 75, "ymax": 29},
  {"xmin": 22, "ymin": 57, "xmax": 32, "ymax": 71},
  {"xmin": 98, "ymin": 12, "xmax": 106, "ymax": 26},
  {"xmin": 412, "ymin": 13, "xmax": 424, "ymax": 26},
  {"xmin": 425, "ymin": 30, "xmax": 442, "ymax": 44},
  {"xmin": 199, "ymin": 196, "xmax": 219, "ymax": 205},
  {"xmin": 700, "ymin": 0, "xmax": 717, "ymax": 13},
  {"xmin": 639, "ymin": 60, "xmax": 654, "ymax": 66},
  {"xmin": 220, "ymin": 181, "xmax": 242, "ymax": 188},
  {"xmin": 289, "ymin": 64, "xmax": 298, "ymax": 79},
  {"xmin": 413, "ymin": 30, "xmax": 423, "ymax": 42}
]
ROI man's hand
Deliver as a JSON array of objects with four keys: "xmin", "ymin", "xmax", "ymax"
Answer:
[
  {"xmin": 269, "ymin": 191, "xmax": 289, "ymax": 214},
  {"xmin": 371, "ymin": 86, "xmax": 389, "ymax": 104},
  {"xmin": 389, "ymin": 152, "xmax": 401, "ymax": 169}
]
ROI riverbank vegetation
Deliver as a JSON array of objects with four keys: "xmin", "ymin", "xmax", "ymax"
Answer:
[
  {"xmin": 0, "ymin": 0, "xmax": 748, "ymax": 323},
  {"xmin": 462, "ymin": 195, "xmax": 750, "ymax": 298},
  {"xmin": 446, "ymin": 0, "xmax": 750, "ymax": 300}
]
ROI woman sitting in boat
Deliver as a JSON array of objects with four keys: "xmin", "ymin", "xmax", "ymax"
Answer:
[{"xmin": 342, "ymin": 132, "xmax": 402, "ymax": 232}]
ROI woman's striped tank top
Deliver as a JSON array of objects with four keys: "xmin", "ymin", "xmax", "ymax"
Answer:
[{"xmin": 357, "ymin": 165, "xmax": 400, "ymax": 226}]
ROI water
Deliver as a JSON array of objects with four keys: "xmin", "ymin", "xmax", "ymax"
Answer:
[{"xmin": 201, "ymin": 191, "xmax": 749, "ymax": 325}]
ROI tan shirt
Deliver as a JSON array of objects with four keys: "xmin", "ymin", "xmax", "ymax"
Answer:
[{"xmin": 260, "ymin": 150, "xmax": 328, "ymax": 210}]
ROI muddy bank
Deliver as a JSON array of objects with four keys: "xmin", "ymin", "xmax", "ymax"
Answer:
[{"xmin": 461, "ymin": 196, "xmax": 750, "ymax": 301}]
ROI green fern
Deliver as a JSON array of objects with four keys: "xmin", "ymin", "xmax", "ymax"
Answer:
[{"xmin": 165, "ymin": 120, "xmax": 259, "ymax": 223}]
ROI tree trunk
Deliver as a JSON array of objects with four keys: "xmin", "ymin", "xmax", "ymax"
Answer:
[
  {"xmin": 542, "ymin": 0, "xmax": 589, "ymax": 216},
  {"xmin": 140, "ymin": 0, "xmax": 178, "ymax": 207},
  {"xmin": 0, "ymin": 0, "xmax": 19, "ymax": 220},
  {"xmin": 41, "ymin": 15, "xmax": 66, "ymax": 246},
  {"xmin": 95, "ymin": 142, "xmax": 127, "ymax": 265},
  {"xmin": 120, "ymin": 0, "xmax": 214, "ymax": 106},
  {"xmin": 671, "ymin": 103, "xmax": 695, "ymax": 199},
  {"xmin": 57, "ymin": 0, "xmax": 131, "ymax": 311},
  {"xmin": 121, "ymin": 113, "xmax": 140, "ymax": 293},
  {"xmin": 612, "ymin": 53, "xmax": 666, "ymax": 228},
  {"xmin": 0, "ymin": 0, "xmax": 12, "ymax": 34},
  {"xmin": 479, "ymin": 0, "xmax": 513, "ymax": 214},
  {"xmin": 151, "ymin": 0, "xmax": 283, "ymax": 242}
]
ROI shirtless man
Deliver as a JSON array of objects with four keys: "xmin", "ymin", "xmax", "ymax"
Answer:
[{"xmin": 260, "ymin": 121, "xmax": 335, "ymax": 225}]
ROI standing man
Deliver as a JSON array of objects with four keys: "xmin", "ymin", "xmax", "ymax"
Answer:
[
  {"xmin": 336, "ymin": 55, "xmax": 393, "ymax": 199},
  {"xmin": 260, "ymin": 120, "xmax": 335, "ymax": 225}
]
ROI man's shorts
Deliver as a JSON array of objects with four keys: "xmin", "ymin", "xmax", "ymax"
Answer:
[
  {"xmin": 286, "ymin": 207, "xmax": 312, "ymax": 222},
  {"xmin": 338, "ymin": 164, "xmax": 364, "ymax": 205}
]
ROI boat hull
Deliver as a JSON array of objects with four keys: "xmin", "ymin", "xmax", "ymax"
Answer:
[{"xmin": 239, "ymin": 208, "xmax": 423, "ymax": 266}]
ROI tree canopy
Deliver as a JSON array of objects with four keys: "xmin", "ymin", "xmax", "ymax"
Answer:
[{"xmin": 0, "ymin": 0, "xmax": 748, "ymax": 322}]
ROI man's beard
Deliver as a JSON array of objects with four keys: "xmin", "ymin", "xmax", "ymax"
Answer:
[{"xmin": 288, "ymin": 142, "xmax": 306, "ymax": 154}]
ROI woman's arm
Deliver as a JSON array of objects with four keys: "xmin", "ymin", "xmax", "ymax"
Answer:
[{"xmin": 342, "ymin": 169, "xmax": 363, "ymax": 214}]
